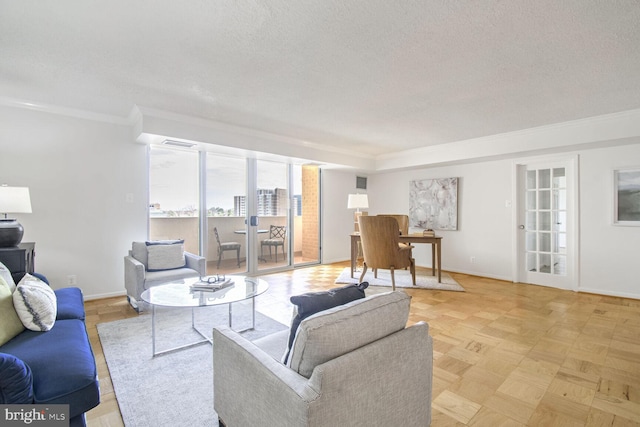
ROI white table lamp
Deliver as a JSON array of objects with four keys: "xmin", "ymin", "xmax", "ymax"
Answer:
[{"xmin": 347, "ymin": 194, "xmax": 369, "ymax": 233}]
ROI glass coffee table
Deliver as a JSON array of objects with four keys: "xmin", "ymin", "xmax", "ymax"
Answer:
[{"xmin": 140, "ymin": 275, "xmax": 269, "ymax": 357}]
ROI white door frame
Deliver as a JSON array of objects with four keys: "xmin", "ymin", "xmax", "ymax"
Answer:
[{"xmin": 511, "ymin": 154, "xmax": 580, "ymax": 291}]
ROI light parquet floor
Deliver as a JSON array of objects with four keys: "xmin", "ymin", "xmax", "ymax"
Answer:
[{"xmin": 84, "ymin": 262, "xmax": 640, "ymax": 426}]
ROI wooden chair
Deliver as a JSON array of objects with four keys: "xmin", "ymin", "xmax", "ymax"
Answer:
[
  {"xmin": 358, "ymin": 216, "xmax": 416, "ymax": 290},
  {"xmin": 213, "ymin": 227, "xmax": 241, "ymax": 268},
  {"xmin": 378, "ymin": 214, "xmax": 409, "ymax": 236},
  {"xmin": 261, "ymin": 225, "xmax": 286, "ymax": 262}
]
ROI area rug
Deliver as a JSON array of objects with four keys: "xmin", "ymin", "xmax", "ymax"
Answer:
[
  {"xmin": 97, "ymin": 302, "xmax": 287, "ymax": 427},
  {"xmin": 335, "ymin": 267, "xmax": 465, "ymax": 291}
]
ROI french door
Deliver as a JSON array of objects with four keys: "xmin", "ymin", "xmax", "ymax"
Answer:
[{"xmin": 514, "ymin": 156, "xmax": 579, "ymax": 290}]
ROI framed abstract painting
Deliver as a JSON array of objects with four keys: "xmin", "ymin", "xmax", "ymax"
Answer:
[
  {"xmin": 409, "ymin": 177, "xmax": 458, "ymax": 230},
  {"xmin": 613, "ymin": 167, "xmax": 640, "ymax": 226}
]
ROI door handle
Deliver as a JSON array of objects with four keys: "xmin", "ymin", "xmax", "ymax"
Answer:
[{"xmin": 519, "ymin": 225, "xmax": 525, "ymax": 229}]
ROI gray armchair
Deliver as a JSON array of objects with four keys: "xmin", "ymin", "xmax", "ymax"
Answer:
[
  {"xmin": 213, "ymin": 291, "xmax": 433, "ymax": 427},
  {"xmin": 124, "ymin": 241, "xmax": 206, "ymax": 312}
]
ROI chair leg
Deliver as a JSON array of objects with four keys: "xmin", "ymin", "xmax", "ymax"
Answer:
[
  {"xmin": 217, "ymin": 251, "xmax": 222, "ymax": 269},
  {"xmin": 359, "ymin": 263, "xmax": 368, "ymax": 283},
  {"xmin": 236, "ymin": 248, "xmax": 240, "ymax": 267},
  {"xmin": 390, "ymin": 267, "xmax": 396, "ymax": 291}
]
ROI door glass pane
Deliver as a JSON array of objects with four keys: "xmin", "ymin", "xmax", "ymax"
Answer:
[
  {"xmin": 539, "ymin": 253, "xmax": 551, "ymax": 273},
  {"xmin": 527, "ymin": 170, "xmax": 537, "ymax": 189},
  {"xmin": 149, "ymin": 146, "xmax": 200, "ymax": 255},
  {"xmin": 539, "ymin": 212, "xmax": 551, "ymax": 231},
  {"xmin": 257, "ymin": 160, "xmax": 288, "ymax": 271},
  {"xmin": 526, "ymin": 232, "xmax": 537, "ymax": 251},
  {"xmin": 539, "ymin": 190, "xmax": 551, "ymax": 210},
  {"xmin": 553, "ymin": 255, "xmax": 567, "ymax": 275},
  {"xmin": 527, "ymin": 252, "xmax": 537, "ymax": 272},
  {"xmin": 554, "ymin": 189, "xmax": 566, "ymax": 210},
  {"xmin": 553, "ymin": 211, "xmax": 566, "ymax": 232},
  {"xmin": 553, "ymin": 168, "xmax": 566, "ymax": 188},
  {"xmin": 527, "ymin": 191, "xmax": 536, "ymax": 210},
  {"xmin": 553, "ymin": 233, "xmax": 567, "ymax": 254},
  {"xmin": 539, "ymin": 232, "xmax": 551, "ymax": 252},
  {"xmin": 206, "ymin": 154, "xmax": 246, "ymax": 275},
  {"xmin": 526, "ymin": 211, "xmax": 536, "ymax": 230},
  {"xmin": 538, "ymin": 169, "xmax": 551, "ymax": 189}
]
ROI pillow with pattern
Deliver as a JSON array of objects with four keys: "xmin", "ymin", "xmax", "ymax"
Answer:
[{"xmin": 13, "ymin": 274, "xmax": 57, "ymax": 332}]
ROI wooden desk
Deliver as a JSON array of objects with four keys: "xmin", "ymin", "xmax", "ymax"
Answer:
[{"xmin": 350, "ymin": 234, "xmax": 442, "ymax": 282}]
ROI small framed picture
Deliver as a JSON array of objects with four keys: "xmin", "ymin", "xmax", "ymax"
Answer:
[{"xmin": 613, "ymin": 167, "xmax": 640, "ymax": 226}]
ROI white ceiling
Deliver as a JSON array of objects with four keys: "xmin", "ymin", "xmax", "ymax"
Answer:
[{"xmin": 2, "ymin": 0, "xmax": 640, "ymax": 160}]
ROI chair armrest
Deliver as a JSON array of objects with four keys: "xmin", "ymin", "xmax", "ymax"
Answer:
[
  {"xmin": 213, "ymin": 327, "xmax": 319, "ymax": 427},
  {"xmin": 0, "ymin": 353, "xmax": 34, "ymax": 404},
  {"xmin": 124, "ymin": 256, "xmax": 145, "ymax": 299},
  {"xmin": 184, "ymin": 252, "xmax": 206, "ymax": 276}
]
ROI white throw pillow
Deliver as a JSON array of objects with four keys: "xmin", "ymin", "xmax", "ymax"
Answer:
[
  {"xmin": 0, "ymin": 261, "xmax": 16, "ymax": 292},
  {"xmin": 13, "ymin": 273, "xmax": 57, "ymax": 332}
]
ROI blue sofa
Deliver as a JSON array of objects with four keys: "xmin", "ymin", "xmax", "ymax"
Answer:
[{"xmin": 0, "ymin": 285, "xmax": 100, "ymax": 427}]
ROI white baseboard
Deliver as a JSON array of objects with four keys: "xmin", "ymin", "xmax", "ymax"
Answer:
[{"xmin": 84, "ymin": 290, "xmax": 127, "ymax": 301}]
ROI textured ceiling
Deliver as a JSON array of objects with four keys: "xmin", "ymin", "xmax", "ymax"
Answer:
[{"xmin": 2, "ymin": 0, "xmax": 640, "ymax": 156}]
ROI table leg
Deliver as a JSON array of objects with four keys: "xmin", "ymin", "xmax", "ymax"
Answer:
[
  {"xmin": 431, "ymin": 244, "xmax": 436, "ymax": 277},
  {"xmin": 151, "ymin": 304, "xmax": 157, "ymax": 356},
  {"xmin": 350, "ymin": 236, "xmax": 357, "ymax": 278},
  {"xmin": 437, "ymin": 240, "xmax": 442, "ymax": 283},
  {"xmin": 151, "ymin": 306, "xmax": 209, "ymax": 357}
]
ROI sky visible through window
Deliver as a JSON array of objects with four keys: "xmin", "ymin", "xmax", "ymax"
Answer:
[{"xmin": 149, "ymin": 147, "xmax": 301, "ymax": 214}]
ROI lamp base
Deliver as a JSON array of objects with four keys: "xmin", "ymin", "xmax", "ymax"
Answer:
[{"xmin": 0, "ymin": 219, "xmax": 24, "ymax": 247}]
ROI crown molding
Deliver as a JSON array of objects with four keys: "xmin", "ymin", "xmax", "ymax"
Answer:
[
  {"xmin": 376, "ymin": 108, "xmax": 640, "ymax": 171},
  {"xmin": 0, "ymin": 96, "xmax": 130, "ymax": 126},
  {"xmin": 131, "ymin": 105, "xmax": 376, "ymax": 170}
]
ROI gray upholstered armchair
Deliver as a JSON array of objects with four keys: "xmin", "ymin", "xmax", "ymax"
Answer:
[
  {"xmin": 124, "ymin": 240, "xmax": 206, "ymax": 312},
  {"xmin": 213, "ymin": 291, "xmax": 433, "ymax": 427}
]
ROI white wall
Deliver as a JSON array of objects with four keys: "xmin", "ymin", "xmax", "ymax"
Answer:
[
  {"xmin": 579, "ymin": 143, "xmax": 640, "ymax": 299},
  {"xmin": 2, "ymin": 105, "xmax": 639, "ymax": 301},
  {"xmin": 0, "ymin": 106, "xmax": 148, "ymax": 299},
  {"xmin": 362, "ymin": 142, "xmax": 640, "ymax": 299},
  {"xmin": 369, "ymin": 160, "xmax": 513, "ymax": 281},
  {"xmin": 321, "ymin": 169, "xmax": 362, "ymax": 264}
]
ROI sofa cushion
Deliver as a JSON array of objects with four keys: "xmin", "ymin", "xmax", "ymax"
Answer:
[
  {"xmin": 287, "ymin": 291, "xmax": 411, "ymax": 378},
  {"xmin": 0, "ymin": 352, "xmax": 34, "ymax": 403},
  {"xmin": 283, "ymin": 282, "xmax": 368, "ymax": 364},
  {"xmin": 54, "ymin": 287, "xmax": 86, "ymax": 321},
  {"xmin": 143, "ymin": 267, "xmax": 201, "ymax": 288},
  {"xmin": 0, "ymin": 319, "xmax": 100, "ymax": 419},
  {"xmin": 146, "ymin": 240, "xmax": 186, "ymax": 271},
  {"xmin": 0, "ymin": 261, "xmax": 16, "ymax": 292},
  {"xmin": 13, "ymin": 274, "xmax": 57, "ymax": 332},
  {"xmin": 0, "ymin": 276, "xmax": 25, "ymax": 347}
]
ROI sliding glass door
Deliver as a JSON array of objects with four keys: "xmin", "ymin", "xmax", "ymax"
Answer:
[
  {"xmin": 205, "ymin": 153, "xmax": 247, "ymax": 275},
  {"xmin": 148, "ymin": 147, "xmax": 200, "ymax": 255},
  {"xmin": 256, "ymin": 160, "xmax": 290, "ymax": 272},
  {"xmin": 148, "ymin": 146, "xmax": 321, "ymax": 276}
]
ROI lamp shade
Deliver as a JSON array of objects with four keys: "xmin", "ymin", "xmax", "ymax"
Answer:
[
  {"xmin": 347, "ymin": 193, "xmax": 369, "ymax": 209},
  {"xmin": 0, "ymin": 186, "xmax": 32, "ymax": 214}
]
